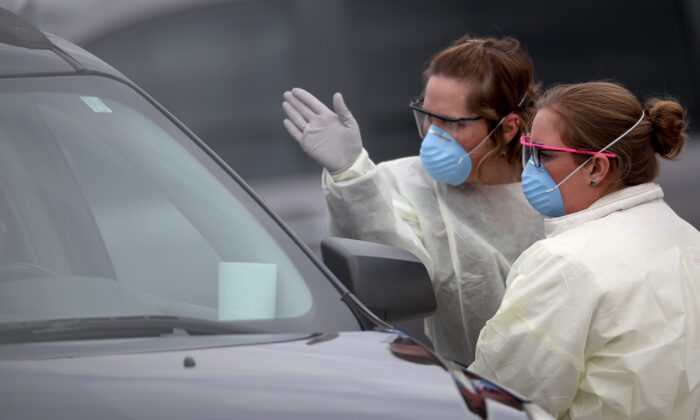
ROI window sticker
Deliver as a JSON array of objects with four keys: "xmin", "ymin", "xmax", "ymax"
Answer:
[
  {"xmin": 80, "ymin": 96, "xmax": 112, "ymax": 113},
  {"xmin": 218, "ymin": 262, "xmax": 277, "ymax": 320}
]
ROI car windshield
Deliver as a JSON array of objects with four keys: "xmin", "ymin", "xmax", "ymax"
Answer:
[{"xmin": 0, "ymin": 75, "xmax": 358, "ymax": 340}]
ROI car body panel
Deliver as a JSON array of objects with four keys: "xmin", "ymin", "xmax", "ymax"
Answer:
[
  {"xmin": 48, "ymin": 34, "xmax": 129, "ymax": 79},
  {"xmin": 0, "ymin": 43, "xmax": 74, "ymax": 76},
  {"xmin": 1, "ymin": 331, "xmax": 478, "ymax": 419}
]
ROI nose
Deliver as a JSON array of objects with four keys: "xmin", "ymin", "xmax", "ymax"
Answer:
[
  {"xmin": 427, "ymin": 116, "xmax": 449, "ymax": 132},
  {"xmin": 426, "ymin": 117, "xmax": 456, "ymax": 139}
]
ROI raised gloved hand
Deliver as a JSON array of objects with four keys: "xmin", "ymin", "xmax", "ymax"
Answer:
[{"xmin": 282, "ymin": 88, "xmax": 363, "ymax": 174}]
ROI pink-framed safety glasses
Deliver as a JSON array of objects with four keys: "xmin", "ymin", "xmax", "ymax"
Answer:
[{"xmin": 520, "ymin": 136, "xmax": 616, "ymax": 169}]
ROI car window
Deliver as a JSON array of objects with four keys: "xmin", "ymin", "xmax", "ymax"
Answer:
[{"xmin": 0, "ymin": 75, "xmax": 358, "ymax": 333}]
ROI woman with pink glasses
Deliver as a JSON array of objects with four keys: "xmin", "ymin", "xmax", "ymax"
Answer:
[{"xmin": 470, "ymin": 81, "xmax": 700, "ymax": 419}]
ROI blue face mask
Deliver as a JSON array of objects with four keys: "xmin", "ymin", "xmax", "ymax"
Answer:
[
  {"xmin": 419, "ymin": 125, "xmax": 471, "ymax": 185},
  {"xmin": 419, "ymin": 120, "xmax": 505, "ymax": 185},
  {"xmin": 521, "ymin": 159, "xmax": 565, "ymax": 217}
]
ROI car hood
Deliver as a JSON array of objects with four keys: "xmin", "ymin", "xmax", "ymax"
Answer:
[{"xmin": 0, "ymin": 330, "xmax": 485, "ymax": 419}]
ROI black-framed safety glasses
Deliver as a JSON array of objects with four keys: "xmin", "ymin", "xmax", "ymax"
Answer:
[{"xmin": 409, "ymin": 96, "xmax": 483, "ymax": 139}]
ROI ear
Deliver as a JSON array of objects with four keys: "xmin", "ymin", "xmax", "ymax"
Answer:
[
  {"xmin": 586, "ymin": 155, "xmax": 611, "ymax": 185},
  {"xmin": 502, "ymin": 113, "xmax": 521, "ymax": 142}
]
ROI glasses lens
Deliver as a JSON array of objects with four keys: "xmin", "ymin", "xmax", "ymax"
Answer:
[
  {"xmin": 525, "ymin": 145, "xmax": 541, "ymax": 168},
  {"xmin": 410, "ymin": 98, "xmax": 466, "ymax": 139},
  {"xmin": 521, "ymin": 135, "xmax": 539, "ymax": 168},
  {"xmin": 412, "ymin": 108, "xmax": 429, "ymax": 139}
]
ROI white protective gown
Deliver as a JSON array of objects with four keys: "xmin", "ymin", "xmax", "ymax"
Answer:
[
  {"xmin": 470, "ymin": 183, "xmax": 700, "ymax": 419},
  {"xmin": 322, "ymin": 149, "xmax": 544, "ymax": 365}
]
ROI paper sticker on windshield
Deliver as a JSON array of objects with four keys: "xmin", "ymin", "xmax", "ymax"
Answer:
[
  {"xmin": 218, "ymin": 262, "xmax": 277, "ymax": 321},
  {"xmin": 80, "ymin": 96, "xmax": 112, "ymax": 113}
]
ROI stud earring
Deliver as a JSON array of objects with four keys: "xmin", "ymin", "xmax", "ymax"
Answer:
[{"xmin": 590, "ymin": 179, "xmax": 598, "ymax": 185}]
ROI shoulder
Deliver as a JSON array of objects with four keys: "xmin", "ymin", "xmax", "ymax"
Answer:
[
  {"xmin": 506, "ymin": 237, "xmax": 602, "ymax": 308},
  {"xmin": 518, "ymin": 207, "xmax": 684, "ymax": 296},
  {"xmin": 509, "ymin": 239, "xmax": 587, "ymax": 282}
]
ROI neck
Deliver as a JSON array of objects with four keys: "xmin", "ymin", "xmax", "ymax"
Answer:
[{"xmin": 468, "ymin": 155, "xmax": 522, "ymax": 185}]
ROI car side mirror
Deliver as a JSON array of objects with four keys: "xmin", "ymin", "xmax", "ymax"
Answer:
[{"xmin": 321, "ymin": 237, "xmax": 436, "ymax": 322}]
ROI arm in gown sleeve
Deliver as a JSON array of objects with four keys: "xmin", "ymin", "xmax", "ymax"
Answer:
[
  {"xmin": 321, "ymin": 148, "xmax": 435, "ymax": 278},
  {"xmin": 469, "ymin": 244, "xmax": 589, "ymax": 418}
]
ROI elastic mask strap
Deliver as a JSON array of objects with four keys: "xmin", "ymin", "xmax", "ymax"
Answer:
[
  {"xmin": 457, "ymin": 118, "xmax": 505, "ymax": 164},
  {"xmin": 516, "ymin": 93, "xmax": 527, "ymax": 108},
  {"xmin": 545, "ymin": 112, "xmax": 645, "ymax": 192},
  {"xmin": 457, "ymin": 94, "xmax": 527, "ymax": 165}
]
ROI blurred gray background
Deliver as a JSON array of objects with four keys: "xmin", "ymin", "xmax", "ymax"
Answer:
[{"xmin": 5, "ymin": 0, "xmax": 699, "ymax": 347}]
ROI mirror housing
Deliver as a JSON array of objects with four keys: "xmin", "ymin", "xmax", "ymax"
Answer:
[{"xmin": 321, "ymin": 237, "xmax": 436, "ymax": 322}]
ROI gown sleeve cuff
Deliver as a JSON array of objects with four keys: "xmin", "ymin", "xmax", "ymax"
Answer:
[{"xmin": 325, "ymin": 148, "xmax": 372, "ymax": 182}]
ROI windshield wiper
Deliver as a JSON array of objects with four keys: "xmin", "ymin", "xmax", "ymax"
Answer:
[{"xmin": 0, "ymin": 316, "xmax": 264, "ymax": 344}]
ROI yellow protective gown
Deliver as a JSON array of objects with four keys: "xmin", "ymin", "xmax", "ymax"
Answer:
[
  {"xmin": 322, "ymin": 149, "xmax": 544, "ymax": 365},
  {"xmin": 470, "ymin": 183, "xmax": 700, "ymax": 419}
]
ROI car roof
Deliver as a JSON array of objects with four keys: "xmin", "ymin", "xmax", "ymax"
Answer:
[{"xmin": 0, "ymin": 6, "xmax": 128, "ymax": 81}]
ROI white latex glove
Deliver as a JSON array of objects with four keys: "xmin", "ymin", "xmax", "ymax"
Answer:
[{"xmin": 282, "ymin": 87, "xmax": 363, "ymax": 174}]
